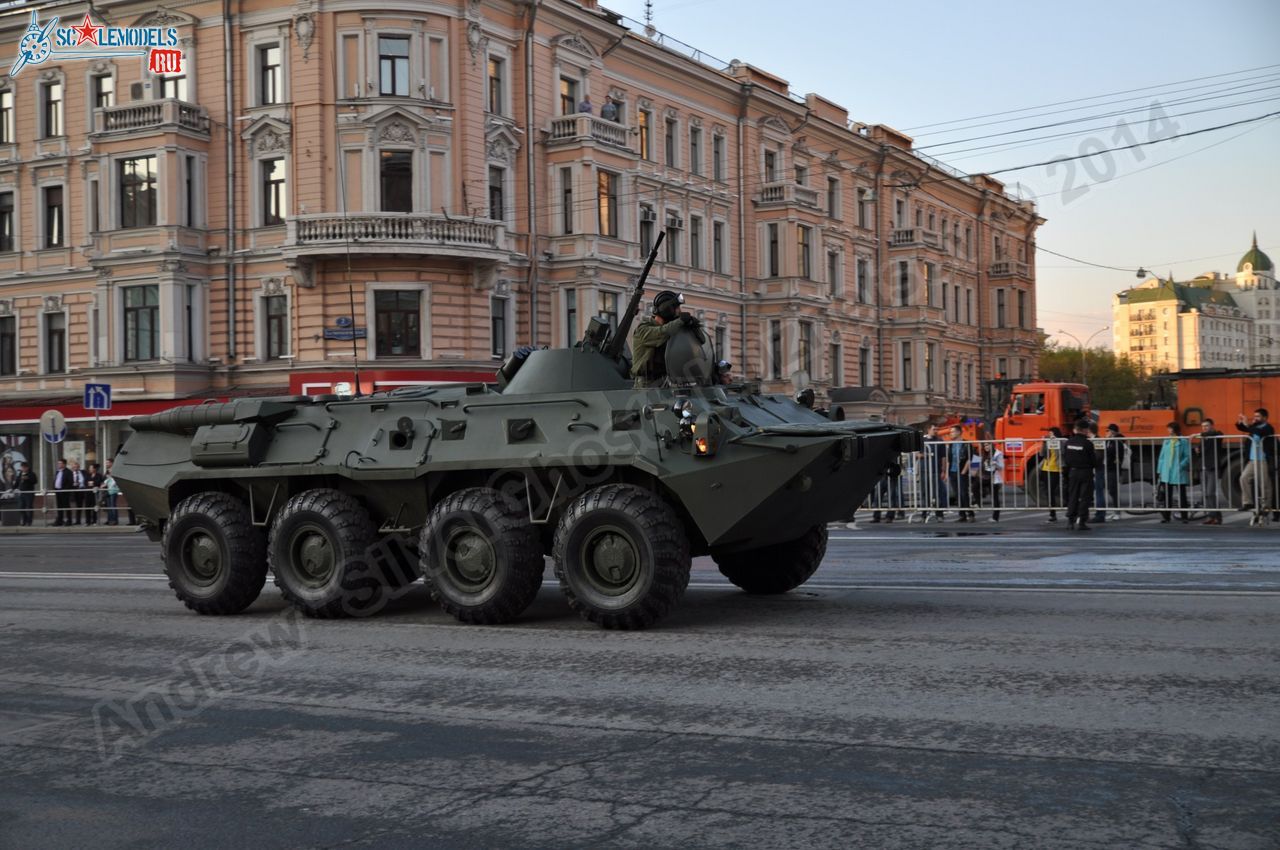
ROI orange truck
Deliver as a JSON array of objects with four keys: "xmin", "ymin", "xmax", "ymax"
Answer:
[
  {"xmin": 987, "ymin": 368, "xmax": 1280, "ymax": 502},
  {"xmin": 989, "ymin": 381, "xmax": 1091, "ymax": 489}
]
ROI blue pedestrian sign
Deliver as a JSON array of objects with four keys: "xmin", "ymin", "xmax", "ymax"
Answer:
[{"xmin": 84, "ymin": 383, "xmax": 112, "ymax": 411}]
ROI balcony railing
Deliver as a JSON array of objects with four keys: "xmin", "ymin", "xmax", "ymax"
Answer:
[
  {"xmin": 286, "ymin": 213, "xmax": 506, "ymax": 257},
  {"xmin": 547, "ymin": 114, "xmax": 632, "ymax": 151},
  {"xmin": 989, "ymin": 260, "xmax": 1031, "ymax": 278},
  {"xmin": 890, "ymin": 228, "xmax": 941, "ymax": 248},
  {"xmin": 92, "ymin": 99, "xmax": 211, "ymax": 136},
  {"xmin": 756, "ymin": 181, "xmax": 819, "ymax": 208}
]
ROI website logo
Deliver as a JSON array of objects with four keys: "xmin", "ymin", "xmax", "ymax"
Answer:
[{"xmin": 10, "ymin": 11, "xmax": 183, "ymax": 77}]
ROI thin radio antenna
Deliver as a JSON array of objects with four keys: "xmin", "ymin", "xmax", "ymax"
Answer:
[{"xmin": 335, "ymin": 127, "xmax": 363, "ymax": 398}]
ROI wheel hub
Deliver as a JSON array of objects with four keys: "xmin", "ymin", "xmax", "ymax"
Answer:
[
  {"xmin": 182, "ymin": 531, "xmax": 222, "ymax": 582},
  {"xmin": 581, "ymin": 526, "xmax": 640, "ymax": 594},
  {"xmin": 444, "ymin": 526, "xmax": 496, "ymax": 592},
  {"xmin": 291, "ymin": 526, "xmax": 336, "ymax": 585}
]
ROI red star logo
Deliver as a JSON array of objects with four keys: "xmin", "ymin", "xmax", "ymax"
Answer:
[{"xmin": 70, "ymin": 13, "xmax": 102, "ymax": 47}]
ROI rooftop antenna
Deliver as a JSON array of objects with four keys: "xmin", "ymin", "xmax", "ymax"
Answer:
[
  {"xmin": 332, "ymin": 59, "xmax": 362, "ymax": 398},
  {"xmin": 644, "ymin": 0, "xmax": 655, "ymax": 37}
]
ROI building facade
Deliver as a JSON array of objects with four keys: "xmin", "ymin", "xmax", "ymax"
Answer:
[
  {"xmin": 0, "ymin": 0, "xmax": 1042, "ymax": 471},
  {"xmin": 1113, "ymin": 236, "xmax": 1277, "ymax": 373}
]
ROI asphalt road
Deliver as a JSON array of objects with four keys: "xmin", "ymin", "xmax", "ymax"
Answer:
[{"xmin": 1, "ymin": 523, "xmax": 1278, "ymax": 849}]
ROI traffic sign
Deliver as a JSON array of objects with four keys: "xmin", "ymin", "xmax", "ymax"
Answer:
[
  {"xmin": 84, "ymin": 382, "xmax": 112, "ymax": 411},
  {"xmin": 40, "ymin": 409, "xmax": 67, "ymax": 444}
]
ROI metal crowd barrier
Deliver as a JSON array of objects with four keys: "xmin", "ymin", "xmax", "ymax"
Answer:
[
  {"xmin": 860, "ymin": 435, "xmax": 1279, "ymax": 524},
  {"xmin": 0, "ymin": 488, "xmax": 134, "ymax": 528}
]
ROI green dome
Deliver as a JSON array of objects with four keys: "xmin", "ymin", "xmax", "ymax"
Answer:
[{"xmin": 1238, "ymin": 232, "xmax": 1273, "ymax": 273}]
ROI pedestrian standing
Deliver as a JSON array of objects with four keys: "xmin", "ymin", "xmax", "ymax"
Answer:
[
  {"xmin": 947, "ymin": 426, "xmax": 974, "ymax": 522},
  {"xmin": 52, "ymin": 459, "xmax": 70, "ymax": 526},
  {"xmin": 69, "ymin": 461, "xmax": 86, "ymax": 525},
  {"xmin": 923, "ymin": 425, "xmax": 947, "ymax": 521},
  {"xmin": 600, "ymin": 96, "xmax": 619, "ymax": 122},
  {"xmin": 84, "ymin": 462, "xmax": 104, "ymax": 526},
  {"xmin": 103, "ymin": 462, "xmax": 121, "ymax": 526},
  {"xmin": 1158, "ymin": 422, "xmax": 1191, "ymax": 523},
  {"xmin": 1101, "ymin": 423, "xmax": 1125, "ymax": 519},
  {"xmin": 984, "ymin": 441, "xmax": 1005, "ymax": 522},
  {"xmin": 1063, "ymin": 420, "xmax": 1098, "ymax": 531},
  {"xmin": 577, "ymin": 95, "xmax": 593, "ymax": 114},
  {"xmin": 1042, "ymin": 427, "xmax": 1063, "ymax": 522},
  {"xmin": 1197, "ymin": 419, "xmax": 1225, "ymax": 524},
  {"xmin": 870, "ymin": 457, "xmax": 904, "ymax": 523},
  {"xmin": 16, "ymin": 461, "xmax": 37, "ymax": 526},
  {"xmin": 1236, "ymin": 408, "xmax": 1274, "ymax": 515},
  {"xmin": 1087, "ymin": 422, "xmax": 1108, "ymax": 523}
]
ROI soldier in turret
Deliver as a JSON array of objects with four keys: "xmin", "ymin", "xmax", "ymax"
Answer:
[{"xmin": 631, "ymin": 290, "xmax": 699, "ymax": 388}]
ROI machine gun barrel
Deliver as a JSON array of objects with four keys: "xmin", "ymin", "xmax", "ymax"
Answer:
[{"xmin": 604, "ymin": 231, "xmax": 665, "ymax": 360}]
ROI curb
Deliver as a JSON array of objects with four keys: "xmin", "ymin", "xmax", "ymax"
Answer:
[{"xmin": 0, "ymin": 525, "xmax": 142, "ymax": 535}]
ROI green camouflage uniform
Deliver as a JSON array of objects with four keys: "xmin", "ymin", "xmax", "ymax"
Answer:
[{"xmin": 630, "ymin": 317, "xmax": 684, "ymax": 387}]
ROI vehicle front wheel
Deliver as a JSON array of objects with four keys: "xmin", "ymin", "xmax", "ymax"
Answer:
[
  {"xmin": 713, "ymin": 525, "xmax": 827, "ymax": 595},
  {"xmin": 419, "ymin": 487, "xmax": 545, "ymax": 625},
  {"xmin": 162, "ymin": 491, "xmax": 268, "ymax": 615},
  {"xmin": 269, "ymin": 488, "xmax": 379, "ymax": 618},
  {"xmin": 553, "ymin": 484, "xmax": 690, "ymax": 630}
]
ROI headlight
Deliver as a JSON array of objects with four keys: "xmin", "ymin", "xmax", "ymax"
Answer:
[{"xmin": 692, "ymin": 412, "xmax": 723, "ymax": 457}]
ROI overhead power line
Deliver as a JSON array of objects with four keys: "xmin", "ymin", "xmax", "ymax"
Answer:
[
  {"xmin": 982, "ymin": 109, "xmax": 1280, "ymax": 177},
  {"xmin": 902, "ymin": 63, "xmax": 1280, "ymax": 132},
  {"xmin": 917, "ymin": 81, "xmax": 1280, "ymax": 153},
  {"xmin": 912, "ymin": 70, "xmax": 1280, "ymax": 140}
]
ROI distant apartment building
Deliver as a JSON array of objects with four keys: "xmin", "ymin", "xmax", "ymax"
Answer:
[
  {"xmin": 0, "ymin": 0, "xmax": 1042, "ymax": 468},
  {"xmin": 1113, "ymin": 235, "xmax": 1277, "ymax": 373}
]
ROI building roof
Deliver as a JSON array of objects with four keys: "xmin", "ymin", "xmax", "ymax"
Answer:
[
  {"xmin": 1238, "ymin": 232, "xmax": 1273, "ymax": 273},
  {"xmin": 1121, "ymin": 278, "xmax": 1239, "ymax": 311}
]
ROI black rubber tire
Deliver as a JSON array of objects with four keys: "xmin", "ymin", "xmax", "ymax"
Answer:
[
  {"xmin": 419, "ymin": 487, "xmax": 544, "ymax": 625},
  {"xmin": 162, "ymin": 492, "xmax": 267, "ymax": 615},
  {"xmin": 553, "ymin": 484, "xmax": 690, "ymax": 630},
  {"xmin": 1024, "ymin": 462, "xmax": 1052, "ymax": 507},
  {"xmin": 713, "ymin": 525, "xmax": 828, "ymax": 595},
  {"xmin": 268, "ymin": 488, "xmax": 378, "ymax": 618},
  {"xmin": 1219, "ymin": 466, "xmax": 1245, "ymax": 510}
]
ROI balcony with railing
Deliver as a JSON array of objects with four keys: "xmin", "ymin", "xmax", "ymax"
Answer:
[
  {"xmin": 755, "ymin": 181, "xmax": 820, "ymax": 209},
  {"xmin": 284, "ymin": 213, "xmax": 508, "ymax": 260},
  {"xmin": 988, "ymin": 260, "xmax": 1031, "ymax": 279},
  {"xmin": 889, "ymin": 228, "xmax": 942, "ymax": 249},
  {"xmin": 91, "ymin": 100, "xmax": 211, "ymax": 138},
  {"xmin": 546, "ymin": 114, "xmax": 634, "ymax": 153}
]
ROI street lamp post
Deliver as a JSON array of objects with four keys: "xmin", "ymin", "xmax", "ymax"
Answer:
[{"xmin": 1057, "ymin": 327, "xmax": 1109, "ymax": 385}]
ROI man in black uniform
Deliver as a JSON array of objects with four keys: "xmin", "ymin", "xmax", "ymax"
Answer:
[{"xmin": 1063, "ymin": 418, "xmax": 1099, "ymax": 531}]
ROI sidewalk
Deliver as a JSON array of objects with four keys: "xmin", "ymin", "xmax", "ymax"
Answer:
[{"xmin": 0, "ymin": 524, "xmax": 141, "ymax": 534}]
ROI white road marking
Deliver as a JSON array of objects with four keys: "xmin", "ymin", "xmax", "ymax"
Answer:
[{"xmin": 687, "ymin": 582, "xmax": 1280, "ymax": 596}]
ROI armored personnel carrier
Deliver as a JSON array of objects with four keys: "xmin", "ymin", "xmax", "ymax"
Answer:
[{"xmin": 113, "ymin": 237, "xmax": 919, "ymax": 629}]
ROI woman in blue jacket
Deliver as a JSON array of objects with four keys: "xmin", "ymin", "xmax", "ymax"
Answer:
[{"xmin": 1157, "ymin": 421, "xmax": 1191, "ymax": 523}]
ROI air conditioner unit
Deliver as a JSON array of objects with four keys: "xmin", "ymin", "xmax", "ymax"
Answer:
[
  {"xmin": 130, "ymin": 82, "xmax": 146, "ymax": 102},
  {"xmin": 639, "ymin": 207, "xmax": 657, "ymax": 223},
  {"xmin": 665, "ymin": 215, "xmax": 684, "ymax": 230}
]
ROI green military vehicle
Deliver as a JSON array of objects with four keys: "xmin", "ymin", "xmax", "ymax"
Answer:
[{"xmin": 113, "ymin": 237, "xmax": 919, "ymax": 629}]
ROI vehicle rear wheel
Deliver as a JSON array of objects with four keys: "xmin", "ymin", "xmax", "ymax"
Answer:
[
  {"xmin": 1219, "ymin": 465, "xmax": 1246, "ymax": 510},
  {"xmin": 1023, "ymin": 463, "xmax": 1053, "ymax": 507},
  {"xmin": 419, "ymin": 487, "xmax": 544, "ymax": 625},
  {"xmin": 269, "ymin": 488, "xmax": 378, "ymax": 618},
  {"xmin": 162, "ymin": 492, "xmax": 267, "ymax": 615},
  {"xmin": 713, "ymin": 525, "xmax": 827, "ymax": 594},
  {"xmin": 553, "ymin": 484, "xmax": 690, "ymax": 630}
]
